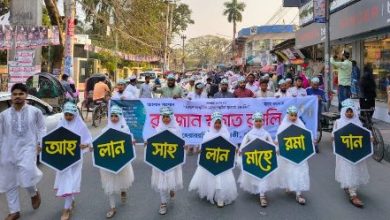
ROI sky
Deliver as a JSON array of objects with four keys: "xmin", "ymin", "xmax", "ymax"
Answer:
[{"xmin": 180, "ymin": 0, "xmax": 298, "ymax": 39}]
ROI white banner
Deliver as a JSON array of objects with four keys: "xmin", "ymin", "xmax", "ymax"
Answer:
[{"xmin": 112, "ymin": 96, "xmax": 319, "ymax": 145}]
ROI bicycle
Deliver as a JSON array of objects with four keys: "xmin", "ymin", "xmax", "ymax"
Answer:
[
  {"xmin": 359, "ymin": 108, "xmax": 385, "ymax": 162},
  {"xmin": 92, "ymin": 100, "xmax": 108, "ymax": 127}
]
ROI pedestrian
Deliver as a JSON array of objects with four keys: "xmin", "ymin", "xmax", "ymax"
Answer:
[
  {"xmin": 111, "ymin": 80, "xmax": 131, "ymax": 100},
  {"xmin": 189, "ymin": 112, "xmax": 238, "ymax": 208},
  {"xmin": 0, "ymin": 83, "xmax": 46, "ymax": 220},
  {"xmin": 54, "ymin": 102, "xmax": 92, "ymax": 220},
  {"xmin": 274, "ymin": 79, "xmax": 288, "ymax": 98},
  {"xmin": 285, "ymin": 78, "xmax": 293, "ymax": 90},
  {"xmin": 287, "ymin": 76, "xmax": 307, "ymax": 97},
  {"xmin": 264, "ymin": 74, "xmax": 275, "ymax": 92},
  {"xmin": 185, "ymin": 76, "xmax": 196, "ymax": 93},
  {"xmin": 125, "ymin": 75, "xmax": 140, "ymax": 98},
  {"xmin": 351, "ymin": 61, "xmax": 361, "ymax": 98},
  {"xmin": 213, "ymin": 79, "xmax": 234, "ymax": 98},
  {"xmin": 233, "ymin": 76, "xmax": 255, "ymax": 98},
  {"xmin": 276, "ymin": 106, "xmax": 310, "ymax": 205},
  {"xmin": 98, "ymin": 105, "xmax": 135, "ymax": 219},
  {"xmin": 150, "ymin": 107, "xmax": 183, "ymax": 215},
  {"xmin": 93, "ymin": 77, "xmax": 111, "ymax": 103},
  {"xmin": 333, "ymin": 99, "xmax": 370, "ymax": 208},
  {"xmin": 306, "ymin": 77, "xmax": 327, "ymax": 153},
  {"xmin": 359, "ymin": 64, "xmax": 377, "ymax": 122},
  {"xmin": 153, "ymin": 74, "xmax": 184, "ymax": 99},
  {"xmin": 246, "ymin": 73, "xmax": 259, "ymax": 93},
  {"xmin": 256, "ymin": 78, "xmax": 274, "ymax": 98},
  {"xmin": 238, "ymin": 112, "xmax": 278, "ymax": 207},
  {"xmin": 331, "ymin": 51, "xmax": 352, "ymax": 110},
  {"xmin": 139, "ymin": 74, "xmax": 153, "ymax": 98},
  {"xmin": 187, "ymin": 82, "xmax": 207, "ymax": 100},
  {"xmin": 61, "ymin": 74, "xmax": 76, "ymax": 101}
]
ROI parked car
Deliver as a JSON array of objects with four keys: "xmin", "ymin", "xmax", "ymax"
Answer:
[{"xmin": 0, "ymin": 92, "xmax": 63, "ymax": 133}]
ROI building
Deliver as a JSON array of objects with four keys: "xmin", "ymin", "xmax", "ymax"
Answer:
[
  {"xmin": 235, "ymin": 25, "xmax": 296, "ymax": 70},
  {"xmin": 286, "ymin": 0, "xmax": 390, "ymax": 122}
]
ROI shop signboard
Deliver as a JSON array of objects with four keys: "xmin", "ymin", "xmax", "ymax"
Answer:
[{"xmin": 299, "ymin": 0, "xmax": 314, "ymax": 26}]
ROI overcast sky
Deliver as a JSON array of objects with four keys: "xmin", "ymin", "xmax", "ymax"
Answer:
[{"xmin": 180, "ymin": 0, "xmax": 298, "ymax": 39}]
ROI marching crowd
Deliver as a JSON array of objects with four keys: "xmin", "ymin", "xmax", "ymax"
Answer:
[{"xmin": 0, "ymin": 68, "xmax": 373, "ymax": 219}]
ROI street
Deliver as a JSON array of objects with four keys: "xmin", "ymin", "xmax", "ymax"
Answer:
[{"xmin": 1, "ymin": 122, "xmax": 390, "ymax": 220}]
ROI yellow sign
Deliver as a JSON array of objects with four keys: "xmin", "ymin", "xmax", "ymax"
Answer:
[
  {"xmin": 245, "ymin": 150, "xmax": 273, "ymax": 172},
  {"xmin": 151, "ymin": 142, "xmax": 178, "ymax": 159},
  {"xmin": 98, "ymin": 140, "xmax": 126, "ymax": 158},
  {"xmin": 45, "ymin": 140, "xmax": 78, "ymax": 156},
  {"xmin": 205, "ymin": 147, "xmax": 230, "ymax": 163},
  {"xmin": 284, "ymin": 135, "xmax": 306, "ymax": 151},
  {"xmin": 341, "ymin": 134, "xmax": 363, "ymax": 150}
]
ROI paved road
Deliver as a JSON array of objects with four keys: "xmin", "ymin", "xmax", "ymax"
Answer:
[{"xmin": 1, "ymin": 124, "xmax": 390, "ymax": 220}]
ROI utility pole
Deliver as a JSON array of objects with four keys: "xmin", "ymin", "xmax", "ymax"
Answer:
[
  {"xmin": 324, "ymin": 0, "xmax": 331, "ymax": 106},
  {"xmin": 64, "ymin": 0, "xmax": 75, "ymax": 76},
  {"xmin": 163, "ymin": 1, "xmax": 171, "ymax": 73},
  {"xmin": 181, "ymin": 35, "xmax": 186, "ymax": 73}
]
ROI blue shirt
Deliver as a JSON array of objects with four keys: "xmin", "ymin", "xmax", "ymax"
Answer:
[{"xmin": 306, "ymin": 87, "xmax": 327, "ymax": 104}]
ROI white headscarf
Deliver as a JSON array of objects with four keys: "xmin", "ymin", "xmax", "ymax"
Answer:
[
  {"xmin": 156, "ymin": 107, "xmax": 181, "ymax": 135},
  {"xmin": 203, "ymin": 112, "xmax": 230, "ymax": 141},
  {"xmin": 105, "ymin": 105, "xmax": 131, "ymax": 134},
  {"xmin": 336, "ymin": 101, "xmax": 362, "ymax": 128},
  {"xmin": 243, "ymin": 112, "xmax": 272, "ymax": 145},
  {"xmin": 276, "ymin": 106, "xmax": 306, "ymax": 135},
  {"xmin": 57, "ymin": 103, "xmax": 92, "ymax": 145}
]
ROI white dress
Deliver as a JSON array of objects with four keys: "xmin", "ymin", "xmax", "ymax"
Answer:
[
  {"xmin": 54, "ymin": 114, "xmax": 92, "ymax": 197},
  {"xmin": 151, "ymin": 119, "xmax": 183, "ymax": 192},
  {"xmin": 333, "ymin": 107, "xmax": 369, "ymax": 188},
  {"xmin": 0, "ymin": 105, "xmax": 46, "ymax": 193},
  {"xmin": 238, "ymin": 128, "xmax": 279, "ymax": 195},
  {"xmin": 99, "ymin": 117, "xmax": 135, "ymax": 195},
  {"xmin": 276, "ymin": 117, "xmax": 310, "ymax": 192},
  {"xmin": 189, "ymin": 126, "xmax": 238, "ymax": 204}
]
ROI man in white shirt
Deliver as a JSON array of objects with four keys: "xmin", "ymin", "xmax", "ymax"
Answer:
[
  {"xmin": 125, "ymin": 75, "xmax": 140, "ymax": 98},
  {"xmin": 112, "ymin": 80, "xmax": 132, "ymax": 100},
  {"xmin": 256, "ymin": 78, "xmax": 274, "ymax": 98},
  {"xmin": 187, "ymin": 82, "xmax": 207, "ymax": 100},
  {"xmin": 275, "ymin": 79, "xmax": 288, "ymax": 98},
  {"xmin": 245, "ymin": 73, "xmax": 259, "ymax": 93},
  {"xmin": 139, "ymin": 74, "xmax": 153, "ymax": 98},
  {"xmin": 287, "ymin": 76, "xmax": 307, "ymax": 97},
  {"xmin": 185, "ymin": 76, "xmax": 196, "ymax": 94}
]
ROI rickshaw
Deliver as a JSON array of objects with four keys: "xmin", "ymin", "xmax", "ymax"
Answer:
[
  {"xmin": 80, "ymin": 74, "xmax": 112, "ymax": 126},
  {"xmin": 26, "ymin": 72, "xmax": 66, "ymax": 113}
]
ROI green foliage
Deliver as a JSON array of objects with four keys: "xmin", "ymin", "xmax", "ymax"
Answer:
[
  {"xmin": 172, "ymin": 3, "xmax": 194, "ymax": 35},
  {"xmin": 223, "ymin": 0, "xmax": 246, "ymax": 24}
]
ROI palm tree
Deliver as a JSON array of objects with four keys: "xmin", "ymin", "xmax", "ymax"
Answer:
[{"xmin": 223, "ymin": 0, "xmax": 245, "ymax": 58}]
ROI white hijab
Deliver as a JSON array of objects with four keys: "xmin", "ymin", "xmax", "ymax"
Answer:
[
  {"xmin": 336, "ymin": 106, "xmax": 362, "ymax": 128},
  {"xmin": 57, "ymin": 112, "xmax": 92, "ymax": 145},
  {"xmin": 104, "ymin": 114, "xmax": 131, "ymax": 134},
  {"xmin": 276, "ymin": 114, "xmax": 306, "ymax": 135},
  {"xmin": 244, "ymin": 126, "xmax": 272, "ymax": 144},
  {"xmin": 203, "ymin": 117, "xmax": 230, "ymax": 141},
  {"xmin": 156, "ymin": 114, "xmax": 182, "ymax": 136}
]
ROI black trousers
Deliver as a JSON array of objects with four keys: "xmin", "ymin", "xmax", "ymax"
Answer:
[{"xmin": 359, "ymin": 98, "xmax": 375, "ymax": 121}]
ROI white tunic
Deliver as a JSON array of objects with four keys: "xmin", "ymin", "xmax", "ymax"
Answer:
[
  {"xmin": 151, "ymin": 118, "xmax": 183, "ymax": 192},
  {"xmin": 333, "ymin": 107, "xmax": 369, "ymax": 188},
  {"xmin": 53, "ymin": 114, "xmax": 92, "ymax": 197},
  {"xmin": 274, "ymin": 90, "xmax": 288, "ymax": 98},
  {"xmin": 186, "ymin": 91, "xmax": 207, "ymax": 100},
  {"xmin": 189, "ymin": 124, "xmax": 238, "ymax": 204},
  {"xmin": 238, "ymin": 127, "xmax": 279, "ymax": 195},
  {"xmin": 287, "ymin": 87, "xmax": 307, "ymax": 97},
  {"xmin": 111, "ymin": 90, "xmax": 132, "ymax": 100},
  {"xmin": 125, "ymin": 84, "xmax": 140, "ymax": 98},
  {"xmin": 99, "ymin": 117, "xmax": 134, "ymax": 195},
  {"xmin": 0, "ymin": 105, "xmax": 46, "ymax": 193},
  {"xmin": 246, "ymin": 83, "xmax": 259, "ymax": 93},
  {"xmin": 276, "ymin": 116, "xmax": 310, "ymax": 192}
]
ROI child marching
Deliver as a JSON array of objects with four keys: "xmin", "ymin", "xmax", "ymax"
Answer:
[
  {"xmin": 238, "ymin": 112, "xmax": 278, "ymax": 207},
  {"xmin": 99, "ymin": 105, "xmax": 135, "ymax": 218},
  {"xmin": 53, "ymin": 102, "xmax": 92, "ymax": 220},
  {"xmin": 151, "ymin": 107, "xmax": 183, "ymax": 215},
  {"xmin": 333, "ymin": 99, "xmax": 370, "ymax": 208},
  {"xmin": 276, "ymin": 106, "xmax": 311, "ymax": 205},
  {"xmin": 189, "ymin": 112, "xmax": 238, "ymax": 208}
]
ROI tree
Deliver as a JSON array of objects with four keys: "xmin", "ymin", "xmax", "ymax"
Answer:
[
  {"xmin": 172, "ymin": 3, "xmax": 194, "ymax": 35},
  {"xmin": 185, "ymin": 35, "xmax": 230, "ymax": 69},
  {"xmin": 223, "ymin": 0, "xmax": 245, "ymax": 57}
]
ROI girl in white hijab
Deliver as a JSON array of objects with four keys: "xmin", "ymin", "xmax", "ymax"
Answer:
[
  {"xmin": 276, "ymin": 106, "xmax": 310, "ymax": 205},
  {"xmin": 333, "ymin": 99, "xmax": 370, "ymax": 208},
  {"xmin": 151, "ymin": 106, "xmax": 183, "ymax": 215},
  {"xmin": 238, "ymin": 112, "xmax": 278, "ymax": 208},
  {"xmin": 99, "ymin": 105, "xmax": 135, "ymax": 218},
  {"xmin": 189, "ymin": 112, "xmax": 238, "ymax": 208},
  {"xmin": 54, "ymin": 102, "xmax": 92, "ymax": 220}
]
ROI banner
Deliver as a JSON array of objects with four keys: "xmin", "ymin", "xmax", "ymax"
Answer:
[
  {"xmin": 241, "ymin": 138, "xmax": 278, "ymax": 180},
  {"xmin": 92, "ymin": 128, "xmax": 136, "ymax": 174},
  {"xmin": 40, "ymin": 126, "xmax": 81, "ymax": 172},
  {"xmin": 314, "ymin": 0, "xmax": 326, "ymax": 23},
  {"xmin": 198, "ymin": 136, "xmax": 237, "ymax": 176},
  {"xmin": 277, "ymin": 124, "xmax": 315, "ymax": 165},
  {"xmin": 333, "ymin": 122, "xmax": 372, "ymax": 164},
  {"xmin": 145, "ymin": 130, "xmax": 186, "ymax": 173},
  {"xmin": 112, "ymin": 96, "xmax": 318, "ymax": 144}
]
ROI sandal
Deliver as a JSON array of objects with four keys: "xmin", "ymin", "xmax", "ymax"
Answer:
[
  {"xmin": 106, "ymin": 208, "xmax": 117, "ymax": 219},
  {"xmin": 159, "ymin": 203, "xmax": 167, "ymax": 215},
  {"xmin": 121, "ymin": 192, "xmax": 127, "ymax": 203},
  {"xmin": 217, "ymin": 200, "xmax": 224, "ymax": 208},
  {"xmin": 260, "ymin": 196, "xmax": 268, "ymax": 207},
  {"xmin": 350, "ymin": 196, "xmax": 364, "ymax": 208},
  {"xmin": 60, "ymin": 209, "xmax": 71, "ymax": 220},
  {"xmin": 296, "ymin": 195, "xmax": 306, "ymax": 205}
]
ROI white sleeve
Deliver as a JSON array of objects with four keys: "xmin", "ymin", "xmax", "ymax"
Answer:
[{"xmin": 35, "ymin": 109, "xmax": 47, "ymax": 145}]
